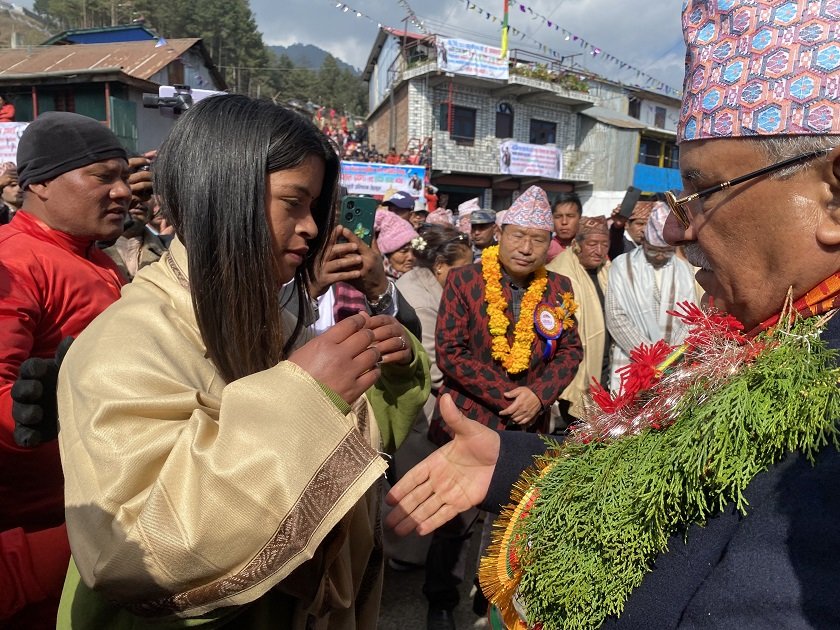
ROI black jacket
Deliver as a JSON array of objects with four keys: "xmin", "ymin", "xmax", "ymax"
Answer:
[{"xmin": 484, "ymin": 314, "xmax": 840, "ymax": 628}]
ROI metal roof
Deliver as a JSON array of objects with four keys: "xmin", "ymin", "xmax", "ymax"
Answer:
[
  {"xmin": 579, "ymin": 105, "xmax": 648, "ymax": 130},
  {"xmin": 0, "ymin": 38, "xmax": 225, "ymax": 88},
  {"xmin": 42, "ymin": 24, "xmax": 158, "ymax": 46}
]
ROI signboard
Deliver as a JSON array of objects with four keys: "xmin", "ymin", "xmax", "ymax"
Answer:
[
  {"xmin": 499, "ymin": 140, "xmax": 563, "ymax": 180},
  {"xmin": 340, "ymin": 161, "xmax": 425, "ymax": 198},
  {"xmin": 436, "ymin": 37, "xmax": 509, "ymax": 81},
  {"xmin": 0, "ymin": 123, "xmax": 28, "ymax": 163}
]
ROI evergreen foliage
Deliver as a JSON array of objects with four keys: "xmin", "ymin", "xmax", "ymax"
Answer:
[{"xmin": 513, "ymin": 317, "xmax": 840, "ymax": 629}]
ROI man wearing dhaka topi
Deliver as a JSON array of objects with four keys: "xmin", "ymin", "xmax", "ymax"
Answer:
[
  {"xmin": 387, "ymin": 1, "xmax": 840, "ymax": 628},
  {"xmin": 422, "ymin": 185, "xmax": 582, "ymax": 630}
]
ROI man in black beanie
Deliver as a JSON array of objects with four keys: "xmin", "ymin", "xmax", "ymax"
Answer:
[{"xmin": 0, "ymin": 111, "xmax": 130, "ymax": 628}]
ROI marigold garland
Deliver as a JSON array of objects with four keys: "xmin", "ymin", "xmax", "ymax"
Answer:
[{"xmin": 482, "ymin": 245, "xmax": 549, "ymax": 374}]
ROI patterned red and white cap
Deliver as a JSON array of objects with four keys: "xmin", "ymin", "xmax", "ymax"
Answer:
[
  {"xmin": 679, "ymin": 0, "xmax": 840, "ymax": 142},
  {"xmin": 501, "ymin": 186, "xmax": 552, "ymax": 232}
]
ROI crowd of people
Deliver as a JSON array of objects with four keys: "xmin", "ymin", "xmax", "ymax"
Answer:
[
  {"xmin": 315, "ymin": 110, "xmax": 433, "ymax": 168},
  {"xmin": 1, "ymin": 1, "xmax": 839, "ymax": 629}
]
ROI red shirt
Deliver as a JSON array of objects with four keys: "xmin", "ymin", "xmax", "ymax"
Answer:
[
  {"xmin": 0, "ymin": 211, "xmax": 124, "ymax": 621},
  {"xmin": 0, "ymin": 104, "xmax": 15, "ymax": 122}
]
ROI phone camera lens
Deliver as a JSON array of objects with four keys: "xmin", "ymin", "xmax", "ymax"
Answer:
[
  {"xmin": 347, "ymin": 201, "xmax": 355, "ymax": 210},
  {"xmin": 344, "ymin": 212, "xmax": 354, "ymax": 221},
  {"xmin": 355, "ymin": 208, "xmax": 361, "ymax": 215}
]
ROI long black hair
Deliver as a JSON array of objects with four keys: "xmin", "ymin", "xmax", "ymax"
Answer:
[{"xmin": 154, "ymin": 95, "xmax": 339, "ymax": 382}]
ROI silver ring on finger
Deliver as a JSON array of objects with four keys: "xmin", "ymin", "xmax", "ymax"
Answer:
[{"xmin": 399, "ymin": 337, "xmax": 407, "ymax": 351}]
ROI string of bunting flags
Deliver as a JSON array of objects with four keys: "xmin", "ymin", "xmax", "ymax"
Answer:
[
  {"xmin": 328, "ymin": 0, "xmax": 424, "ymax": 34},
  {"xmin": 396, "ymin": 0, "xmax": 430, "ymax": 35},
  {"xmin": 466, "ymin": 0, "xmax": 681, "ymax": 96}
]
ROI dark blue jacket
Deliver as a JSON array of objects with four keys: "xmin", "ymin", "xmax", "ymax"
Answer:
[{"xmin": 484, "ymin": 315, "xmax": 840, "ymax": 628}]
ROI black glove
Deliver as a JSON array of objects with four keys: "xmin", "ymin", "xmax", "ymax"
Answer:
[{"xmin": 11, "ymin": 336, "xmax": 74, "ymax": 448}]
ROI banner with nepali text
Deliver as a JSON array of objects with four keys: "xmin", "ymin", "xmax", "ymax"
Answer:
[
  {"xmin": 499, "ymin": 140, "xmax": 563, "ymax": 180},
  {"xmin": 436, "ymin": 37, "xmax": 509, "ymax": 80},
  {"xmin": 340, "ymin": 161, "xmax": 426, "ymax": 198},
  {"xmin": 0, "ymin": 123, "xmax": 29, "ymax": 163}
]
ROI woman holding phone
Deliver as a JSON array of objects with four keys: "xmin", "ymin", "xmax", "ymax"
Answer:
[{"xmin": 56, "ymin": 95, "xmax": 429, "ymax": 629}]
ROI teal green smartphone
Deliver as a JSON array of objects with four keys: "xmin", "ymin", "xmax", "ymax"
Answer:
[{"xmin": 339, "ymin": 195, "xmax": 378, "ymax": 246}]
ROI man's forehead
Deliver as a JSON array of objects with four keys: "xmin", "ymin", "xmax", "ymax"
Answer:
[
  {"xmin": 678, "ymin": 138, "xmax": 756, "ymax": 184},
  {"xmin": 507, "ymin": 226, "xmax": 548, "ymax": 236}
]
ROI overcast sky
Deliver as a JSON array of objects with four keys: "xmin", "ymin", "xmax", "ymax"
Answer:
[{"xmin": 254, "ymin": 0, "xmax": 687, "ymax": 95}]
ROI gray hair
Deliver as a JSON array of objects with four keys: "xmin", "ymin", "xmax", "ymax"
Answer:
[{"xmin": 749, "ymin": 134, "xmax": 840, "ymax": 179}]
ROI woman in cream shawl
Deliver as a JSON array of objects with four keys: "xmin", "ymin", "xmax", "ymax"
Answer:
[{"xmin": 56, "ymin": 95, "xmax": 429, "ymax": 629}]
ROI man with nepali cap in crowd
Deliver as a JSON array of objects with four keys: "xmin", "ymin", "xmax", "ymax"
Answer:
[
  {"xmin": 422, "ymin": 185, "xmax": 582, "ymax": 629},
  {"xmin": 547, "ymin": 215, "xmax": 611, "ymax": 422},
  {"xmin": 609, "ymin": 199, "xmax": 653, "ymax": 260},
  {"xmin": 0, "ymin": 112, "xmax": 132, "ymax": 627},
  {"xmin": 605, "ymin": 202, "xmax": 698, "ymax": 391},
  {"xmin": 0, "ymin": 162, "xmax": 21, "ymax": 225},
  {"xmin": 386, "ymin": 0, "xmax": 840, "ymax": 627}
]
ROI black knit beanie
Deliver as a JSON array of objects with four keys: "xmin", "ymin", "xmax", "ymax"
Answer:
[{"xmin": 17, "ymin": 111, "xmax": 128, "ymax": 190}]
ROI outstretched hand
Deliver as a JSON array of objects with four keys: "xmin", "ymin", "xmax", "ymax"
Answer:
[{"xmin": 385, "ymin": 394, "xmax": 500, "ymax": 536}]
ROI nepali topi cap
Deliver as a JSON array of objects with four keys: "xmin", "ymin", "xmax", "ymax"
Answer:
[
  {"xmin": 501, "ymin": 186, "xmax": 552, "ymax": 232},
  {"xmin": 630, "ymin": 201, "xmax": 655, "ymax": 222},
  {"xmin": 577, "ymin": 215, "xmax": 609, "ymax": 238},
  {"xmin": 457, "ymin": 197, "xmax": 481, "ymax": 216},
  {"xmin": 679, "ymin": 0, "xmax": 840, "ymax": 142},
  {"xmin": 644, "ymin": 202, "xmax": 671, "ymax": 248}
]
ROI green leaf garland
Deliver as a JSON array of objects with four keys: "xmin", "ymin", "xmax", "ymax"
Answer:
[{"xmin": 508, "ymin": 318, "xmax": 840, "ymax": 630}]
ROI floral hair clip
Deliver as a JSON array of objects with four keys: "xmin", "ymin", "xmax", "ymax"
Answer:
[{"xmin": 411, "ymin": 236, "xmax": 428, "ymax": 251}]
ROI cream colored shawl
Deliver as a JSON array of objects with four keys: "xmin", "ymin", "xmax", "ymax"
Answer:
[
  {"xmin": 546, "ymin": 247, "xmax": 610, "ymax": 419},
  {"xmin": 57, "ymin": 238, "xmax": 428, "ymax": 628}
]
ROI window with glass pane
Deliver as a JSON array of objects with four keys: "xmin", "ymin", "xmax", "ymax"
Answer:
[
  {"xmin": 495, "ymin": 102, "xmax": 513, "ymax": 138},
  {"xmin": 529, "ymin": 119, "xmax": 556, "ymax": 145},
  {"xmin": 664, "ymin": 143, "xmax": 680, "ymax": 169},
  {"xmin": 439, "ymin": 102, "xmax": 477, "ymax": 143},
  {"xmin": 638, "ymin": 137, "xmax": 661, "ymax": 166},
  {"xmin": 654, "ymin": 106, "xmax": 666, "ymax": 129}
]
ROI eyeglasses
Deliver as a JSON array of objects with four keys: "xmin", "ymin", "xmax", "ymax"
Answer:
[{"xmin": 664, "ymin": 147, "xmax": 832, "ymax": 229}]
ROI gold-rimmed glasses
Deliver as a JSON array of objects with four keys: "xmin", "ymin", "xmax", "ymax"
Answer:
[{"xmin": 664, "ymin": 147, "xmax": 832, "ymax": 229}]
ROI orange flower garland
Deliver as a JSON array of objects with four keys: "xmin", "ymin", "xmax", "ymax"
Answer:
[{"xmin": 481, "ymin": 245, "xmax": 548, "ymax": 374}]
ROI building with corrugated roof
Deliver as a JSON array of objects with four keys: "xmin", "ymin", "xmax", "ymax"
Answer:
[{"xmin": 0, "ymin": 36, "xmax": 226, "ymax": 152}]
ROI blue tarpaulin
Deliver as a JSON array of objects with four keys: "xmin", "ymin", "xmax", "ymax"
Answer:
[{"xmin": 633, "ymin": 163, "xmax": 682, "ymax": 192}]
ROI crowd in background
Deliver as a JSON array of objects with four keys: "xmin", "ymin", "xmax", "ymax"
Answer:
[{"xmin": 314, "ymin": 109, "xmax": 433, "ymax": 167}]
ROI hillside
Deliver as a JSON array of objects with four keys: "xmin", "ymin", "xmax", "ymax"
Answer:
[
  {"xmin": 0, "ymin": 2, "xmax": 52, "ymax": 47},
  {"xmin": 269, "ymin": 43, "xmax": 358, "ymax": 75}
]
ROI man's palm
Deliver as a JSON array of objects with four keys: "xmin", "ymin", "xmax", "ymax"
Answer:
[{"xmin": 385, "ymin": 394, "xmax": 500, "ymax": 536}]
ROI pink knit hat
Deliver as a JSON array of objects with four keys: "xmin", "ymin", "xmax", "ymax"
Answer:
[
  {"xmin": 374, "ymin": 210, "xmax": 419, "ymax": 254},
  {"xmin": 501, "ymin": 186, "xmax": 552, "ymax": 232},
  {"xmin": 679, "ymin": 0, "xmax": 840, "ymax": 142}
]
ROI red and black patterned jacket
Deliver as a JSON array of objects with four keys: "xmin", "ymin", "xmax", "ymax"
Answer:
[{"xmin": 428, "ymin": 263, "xmax": 583, "ymax": 445}]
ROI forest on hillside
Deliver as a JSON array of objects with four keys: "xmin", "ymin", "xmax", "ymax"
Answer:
[{"xmin": 31, "ymin": 0, "xmax": 368, "ymax": 114}]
